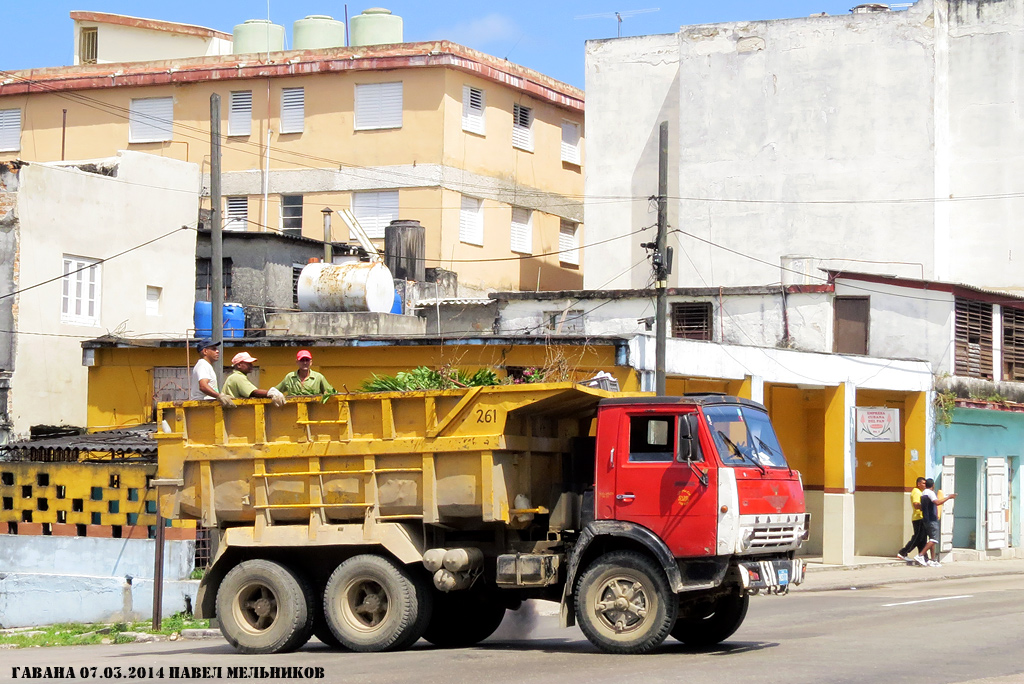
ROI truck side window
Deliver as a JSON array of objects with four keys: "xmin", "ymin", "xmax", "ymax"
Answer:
[{"xmin": 628, "ymin": 416, "xmax": 675, "ymax": 462}]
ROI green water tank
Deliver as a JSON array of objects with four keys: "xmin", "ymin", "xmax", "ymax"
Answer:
[
  {"xmin": 350, "ymin": 8, "xmax": 403, "ymax": 46},
  {"xmin": 293, "ymin": 15, "xmax": 346, "ymax": 50},
  {"xmin": 232, "ymin": 19, "xmax": 285, "ymax": 55}
]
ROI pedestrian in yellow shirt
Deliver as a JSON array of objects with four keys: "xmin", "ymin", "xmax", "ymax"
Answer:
[{"xmin": 896, "ymin": 477, "xmax": 927, "ymax": 563}]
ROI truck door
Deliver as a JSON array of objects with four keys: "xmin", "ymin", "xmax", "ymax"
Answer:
[{"xmin": 612, "ymin": 411, "xmax": 717, "ymax": 557}]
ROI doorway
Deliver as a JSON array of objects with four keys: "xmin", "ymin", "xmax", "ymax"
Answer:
[{"xmin": 952, "ymin": 457, "xmax": 978, "ymax": 549}]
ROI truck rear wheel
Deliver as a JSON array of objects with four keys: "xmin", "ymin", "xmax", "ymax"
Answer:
[
  {"xmin": 323, "ymin": 554, "xmax": 432, "ymax": 652},
  {"xmin": 216, "ymin": 559, "xmax": 314, "ymax": 654},
  {"xmin": 575, "ymin": 551, "xmax": 677, "ymax": 654},
  {"xmin": 671, "ymin": 588, "xmax": 749, "ymax": 647},
  {"xmin": 422, "ymin": 588, "xmax": 506, "ymax": 648}
]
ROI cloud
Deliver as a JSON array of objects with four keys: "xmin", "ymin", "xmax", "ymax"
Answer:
[{"xmin": 431, "ymin": 14, "xmax": 522, "ymax": 51}]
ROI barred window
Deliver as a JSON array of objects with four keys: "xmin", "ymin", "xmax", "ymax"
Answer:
[
  {"xmin": 954, "ymin": 298, "xmax": 993, "ymax": 379},
  {"xmin": 671, "ymin": 302, "xmax": 712, "ymax": 341}
]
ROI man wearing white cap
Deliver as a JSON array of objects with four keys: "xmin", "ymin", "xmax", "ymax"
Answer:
[{"xmin": 222, "ymin": 352, "xmax": 287, "ymax": 406}]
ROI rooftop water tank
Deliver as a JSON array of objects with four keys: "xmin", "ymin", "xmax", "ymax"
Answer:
[
  {"xmin": 297, "ymin": 261, "xmax": 396, "ymax": 313},
  {"xmin": 293, "ymin": 15, "xmax": 346, "ymax": 50},
  {"xmin": 350, "ymin": 8, "xmax": 403, "ymax": 47},
  {"xmin": 233, "ymin": 19, "xmax": 285, "ymax": 55}
]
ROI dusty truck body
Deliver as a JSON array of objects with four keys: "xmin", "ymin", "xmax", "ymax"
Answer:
[{"xmin": 155, "ymin": 382, "xmax": 807, "ymax": 654}]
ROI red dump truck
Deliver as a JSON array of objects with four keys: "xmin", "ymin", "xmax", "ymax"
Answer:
[{"xmin": 155, "ymin": 383, "xmax": 807, "ymax": 654}]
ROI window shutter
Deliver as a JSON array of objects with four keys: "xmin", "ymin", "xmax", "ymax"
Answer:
[
  {"xmin": 671, "ymin": 303, "xmax": 712, "ymax": 341},
  {"xmin": 224, "ymin": 197, "xmax": 248, "ymax": 231},
  {"xmin": 0, "ymin": 109, "xmax": 21, "ymax": 152},
  {"xmin": 352, "ymin": 191, "xmax": 399, "ymax": 238},
  {"xmin": 355, "ymin": 82, "xmax": 403, "ymax": 130},
  {"xmin": 559, "ymin": 220, "xmax": 579, "ymax": 265},
  {"xmin": 280, "ymin": 88, "xmax": 305, "ymax": 134},
  {"xmin": 462, "ymin": 85, "xmax": 485, "ymax": 135},
  {"xmin": 561, "ymin": 120, "xmax": 581, "ymax": 164},
  {"xmin": 510, "ymin": 207, "xmax": 532, "ymax": 254},
  {"xmin": 512, "ymin": 103, "xmax": 533, "ymax": 151},
  {"xmin": 460, "ymin": 196, "xmax": 484, "ymax": 246},
  {"xmin": 229, "ymin": 91, "xmax": 253, "ymax": 136},
  {"xmin": 1003, "ymin": 307, "xmax": 1024, "ymax": 381},
  {"xmin": 129, "ymin": 97, "xmax": 173, "ymax": 143},
  {"xmin": 955, "ymin": 298, "xmax": 993, "ymax": 379}
]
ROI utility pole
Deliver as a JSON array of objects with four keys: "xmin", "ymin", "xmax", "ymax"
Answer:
[
  {"xmin": 210, "ymin": 94, "xmax": 225, "ymax": 389},
  {"xmin": 322, "ymin": 208, "xmax": 334, "ymax": 263},
  {"xmin": 654, "ymin": 121, "xmax": 670, "ymax": 396}
]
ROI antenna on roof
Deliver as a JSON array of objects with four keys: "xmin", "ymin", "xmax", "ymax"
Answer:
[{"xmin": 574, "ymin": 8, "xmax": 660, "ymax": 38}]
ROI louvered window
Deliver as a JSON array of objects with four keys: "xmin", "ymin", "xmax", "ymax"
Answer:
[
  {"xmin": 559, "ymin": 220, "xmax": 579, "ymax": 266},
  {"xmin": 510, "ymin": 207, "xmax": 532, "ymax": 254},
  {"xmin": 129, "ymin": 97, "xmax": 173, "ymax": 143},
  {"xmin": 352, "ymin": 191, "xmax": 399, "ymax": 239},
  {"xmin": 954, "ymin": 298, "xmax": 993, "ymax": 379},
  {"xmin": 462, "ymin": 85, "xmax": 485, "ymax": 135},
  {"xmin": 224, "ymin": 196, "xmax": 248, "ymax": 231},
  {"xmin": 280, "ymin": 88, "xmax": 305, "ymax": 134},
  {"xmin": 671, "ymin": 302, "xmax": 712, "ymax": 341},
  {"xmin": 512, "ymin": 103, "xmax": 533, "ymax": 151},
  {"xmin": 355, "ymin": 82, "xmax": 403, "ymax": 130},
  {"xmin": 460, "ymin": 196, "xmax": 484, "ymax": 246},
  {"xmin": 79, "ymin": 27, "xmax": 98, "ymax": 64},
  {"xmin": 1003, "ymin": 307, "xmax": 1024, "ymax": 381},
  {"xmin": 0, "ymin": 109, "xmax": 21, "ymax": 152},
  {"xmin": 561, "ymin": 120, "xmax": 581, "ymax": 165},
  {"xmin": 229, "ymin": 91, "xmax": 252, "ymax": 136}
]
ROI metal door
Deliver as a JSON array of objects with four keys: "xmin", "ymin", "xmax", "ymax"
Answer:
[
  {"xmin": 940, "ymin": 456, "xmax": 956, "ymax": 553},
  {"xmin": 986, "ymin": 457, "xmax": 1009, "ymax": 550}
]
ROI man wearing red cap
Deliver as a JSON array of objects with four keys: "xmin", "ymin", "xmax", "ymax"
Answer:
[
  {"xmin": 222, "ymin": 351, "xmax": 287, "ymax": 406},
  {"xmin": 275, "ymin": 350, "xmax": 336, "ymax": 396}
]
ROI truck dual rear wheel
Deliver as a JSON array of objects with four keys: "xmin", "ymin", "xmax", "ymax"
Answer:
[
  {"xmin": 575, "ymin": 551, "xmax": 677, "ymax": 654},
  {"xmin": 671, "ymin": 588, "xmax": 749, "ymax": 647},
  {"xmin": 422, "ymin": 587, "xmax": 507, "ymax": 648},
  {"xmin": 216, "ymin": 559, "xmax": 314, "ymax": 654},
  {"xmin": 323, "ymin": 554, "xmax": 432, "ymax": 652}
]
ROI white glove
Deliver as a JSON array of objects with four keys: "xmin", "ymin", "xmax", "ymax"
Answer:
[
  {"xmin": 267, "ymin": 387, "xmax": 287, "ymax": 407},
  {"xmin": 217, "ymin": 394, "xmax": 236, "ymax": 409}
]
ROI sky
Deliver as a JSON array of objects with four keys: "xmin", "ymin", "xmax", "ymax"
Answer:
[{"xmin": 6, "ymin": 1, "xmax": 873, "ymax": 88}]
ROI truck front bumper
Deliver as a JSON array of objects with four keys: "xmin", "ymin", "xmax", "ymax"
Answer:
[{"xmin": 737, "ymin": 558, "xmax": 804, "ymax": 591}]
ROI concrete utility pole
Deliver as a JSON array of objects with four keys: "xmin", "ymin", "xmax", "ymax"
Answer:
[
  {"xmin": 654, "ymin": 121, "xmax": 670, "ymax": 396},
  {"xmin": 210, "ymin": 94, "xmax": 225, "ymax": 389}
]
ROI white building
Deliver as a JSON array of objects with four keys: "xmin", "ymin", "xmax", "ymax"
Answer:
[
  {"xmin": 72, "ymin": 12, "xmax": 233, "ymax": 65},
  {"xmin": 0, "ymin": 151, "xmax": 199, "ymax": 438}
]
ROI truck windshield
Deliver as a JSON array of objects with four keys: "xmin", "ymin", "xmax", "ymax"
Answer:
[{"xmin": 704, "ymin": 405, "xmax": 789, "ymax": 469}]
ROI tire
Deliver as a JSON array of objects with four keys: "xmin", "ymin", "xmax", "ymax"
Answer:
[
  {"xmin": 216, "ymin": 559, "xmax": 314, "ymax": 654},
  {"xmin": 323, "ymin": 554, "xmax": 432, "ymax": 652},
  {"xmin": 670, "ymin": 589, "xmax": 749, "ymax": 647},
  {"xmin": 422, "ymin": 588, "xmax": 507, "ymax": 648},
  {"xmin": 574, "ymin": 551, "xmax": 677, "ymax": 654}
]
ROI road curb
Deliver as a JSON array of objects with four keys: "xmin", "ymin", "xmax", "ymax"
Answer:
[{"xmin": 795, "ymin": 566, "xmax": 1024, "ymax": 592}]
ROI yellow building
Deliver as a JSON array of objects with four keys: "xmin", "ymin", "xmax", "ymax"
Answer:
[{"xmin": 0, "ymin": 13, "xmax": 585, "ymax": 293}]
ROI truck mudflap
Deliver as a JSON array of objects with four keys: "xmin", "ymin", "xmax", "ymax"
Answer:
[{"xmin": 737, "ymin": 558, "xmax": 804, "ymax": 593}]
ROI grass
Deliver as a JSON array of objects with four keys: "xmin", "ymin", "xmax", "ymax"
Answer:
[{"xmin": 0, "ymin": 613, "xmax": 210, "ymax": 649}]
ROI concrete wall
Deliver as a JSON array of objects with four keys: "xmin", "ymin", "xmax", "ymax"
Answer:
[
  {"xmin": 74, "ymin": 20, "xmax": 232, "ymax": 65},
  {"xmin": 11, "ymin": 152, "xmax": 198, "ymax": 433},
  {"xmin": 0, "ymin": 534, "xmax": 194, "ymax": 579}
]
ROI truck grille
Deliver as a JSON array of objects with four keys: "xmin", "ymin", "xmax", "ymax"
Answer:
[{"xmin": 748, "ymin": 524, "xmax": 802, "ymax": 549}]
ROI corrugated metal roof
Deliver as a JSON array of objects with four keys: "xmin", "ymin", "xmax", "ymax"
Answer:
[
  {"xmin": 413, "ymin": 298, "xmax": 495, "ymax": 307},
  {"xmin": 0, "ymin": 425, "xmax": 157, "ymax": 463},
  {"xmin": 827, "ymin": 269, "xmax": 1024, "ymax": 302}
]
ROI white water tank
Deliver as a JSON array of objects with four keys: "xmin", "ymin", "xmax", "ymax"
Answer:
[
  {"xmin": 233, "ymin": 19, "xmax": 285, "ymax": 54},
  {"xmin": 350, "ymin": 8, "xmax": 403, "ymax": 46},
  {"xmin": 297, "ymin": 261, "xmax": 396, "ymax": 313},
  {"xmin": 293, "ymin": 15, "xmax": 346, "ymax": 50}
]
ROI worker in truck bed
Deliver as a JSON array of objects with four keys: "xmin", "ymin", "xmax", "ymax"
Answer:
[
  {"xmin": 274, "ymin": 349, "xmax": 336, "ymax": 396},
  {"xmin": 190, "ymin": 339, "xmax": 235, "ymax": 408},
  {"xmin": 222, "ymin": 351, "xmax": 287, "ymax": 406}
]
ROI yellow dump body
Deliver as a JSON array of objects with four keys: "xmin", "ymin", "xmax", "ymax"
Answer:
[{"xmin": 155, "ymin": 383, "xmax": 618, "ymax": 533}]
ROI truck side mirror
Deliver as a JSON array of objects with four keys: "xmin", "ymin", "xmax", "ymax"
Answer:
[{"xmin": 676, "ymin": 415, "xmax": 692, "ymax": 463}]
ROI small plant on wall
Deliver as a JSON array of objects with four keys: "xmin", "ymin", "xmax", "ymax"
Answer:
[{"xmin": 934, "ymin": 389, "xmax": 957, "ymax": 428}]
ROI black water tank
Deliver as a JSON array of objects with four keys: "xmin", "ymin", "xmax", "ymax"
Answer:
[{"xmin": 384, "ymin": 219, "xmax": 425, "ymax": 282}]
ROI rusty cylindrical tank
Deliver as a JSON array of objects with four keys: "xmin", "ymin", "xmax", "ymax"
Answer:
[{"xmin": 296, "ymin": 261, "xmax": 396, "ymax": 313}]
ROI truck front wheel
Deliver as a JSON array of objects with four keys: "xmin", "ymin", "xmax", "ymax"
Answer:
[
  {"xmin": 323, "ymin": 554, "xmax": 432, "ymax": 652},
  {"xmin": 671, "ymin": 588, "xmax": 749, "ymax": 647},
  {"xmin": 575, "ymin": 551, "xmax": 677, "ymax": 654},
  {"xmin": 215, "ymin": 559, "xmax": 314, "ymax": 654}
]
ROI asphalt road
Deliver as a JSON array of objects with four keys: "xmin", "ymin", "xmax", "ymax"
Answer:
[{"xmin": 3, "ymin": 576, "xmax": 1023, "ymax": 684}]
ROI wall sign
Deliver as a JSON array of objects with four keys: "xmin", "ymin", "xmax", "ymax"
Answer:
[{"xmin": 856, "ymin": 407, "xmax": 900, "ymax": 442}]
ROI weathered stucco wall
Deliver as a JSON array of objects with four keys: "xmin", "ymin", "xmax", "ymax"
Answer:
[{"xmin": 0, "ymin": 534, "xmax": 194, "ymax": 579}]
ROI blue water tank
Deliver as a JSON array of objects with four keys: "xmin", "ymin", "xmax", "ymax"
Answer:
[
  {"xmin": 390, "ymin": 291, "xmax": 403, "ymax": 314},
  {"xmin": 195, "ymin": 301, "xmax": 246, "ymax": 337}
]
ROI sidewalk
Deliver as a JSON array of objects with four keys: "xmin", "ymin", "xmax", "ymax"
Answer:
[{"xmin": 796, "ymin": 554, "xmax": 1024, "ymax": 592}]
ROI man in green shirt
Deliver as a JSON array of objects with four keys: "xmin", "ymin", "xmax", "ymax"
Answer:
[
  {"xmin": 276, "ymin": 350, "xmax": 336, "ymax": 396},
  {"xmin": 222, "ymin": 352, "xmax": 287, "ymax": 406}
]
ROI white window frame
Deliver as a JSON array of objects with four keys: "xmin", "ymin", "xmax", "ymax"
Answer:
[
  {"xmin": 510, "ymin": 207, "xmax": 532, "ymax": 255},
  {"xmin": 355, "ymin": 82, "xmax": 403, "ymax": 131},
  {"xmin": 352, "ymin": 190, "xmax": 399, "ymax": 239},
  {"xmin": 280, "ymin": 87, "xmax": 305, "ymax": 135},
  {"xmin": 462, "ymin": 85, "xmax": 485, "ymax": 136},
  {"xmin": 146, "ymin": 286, "xmax": 162, "ymax": 316},
  {"xmin": 0, "ymin": 108, "xmax": 21, "ymax": 152},
  {"xmin": 561, "ymin": 120, "xmax": 582, "ymax": 165},
  {"xmin": 228, "ymin": 90, "xmax": 253, "ymax": 137},
  {"xmin": 460, "ymin": 196, "xmax": 484, "ymax": 246},
  {"xmin": 61, "ymin": 255, "xmax": 101, "ymax": 326},
  {"xmin": 559, "ymin": 220, "xmax": 580, "ymax": 266},
  {"xmin": 224, "ymin": 196, "xmax": 248, "ymax": 231},
  {"xmin": 512, "ymin": 103, "xmax": 534, "ymax": 152},
  {"xmin": 280, "ymin": 194, "xmax": 303, "ymax": 236},
  {"xmin": 129, "ymin": 96, "xmax": 173, "ymax": 143}
]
